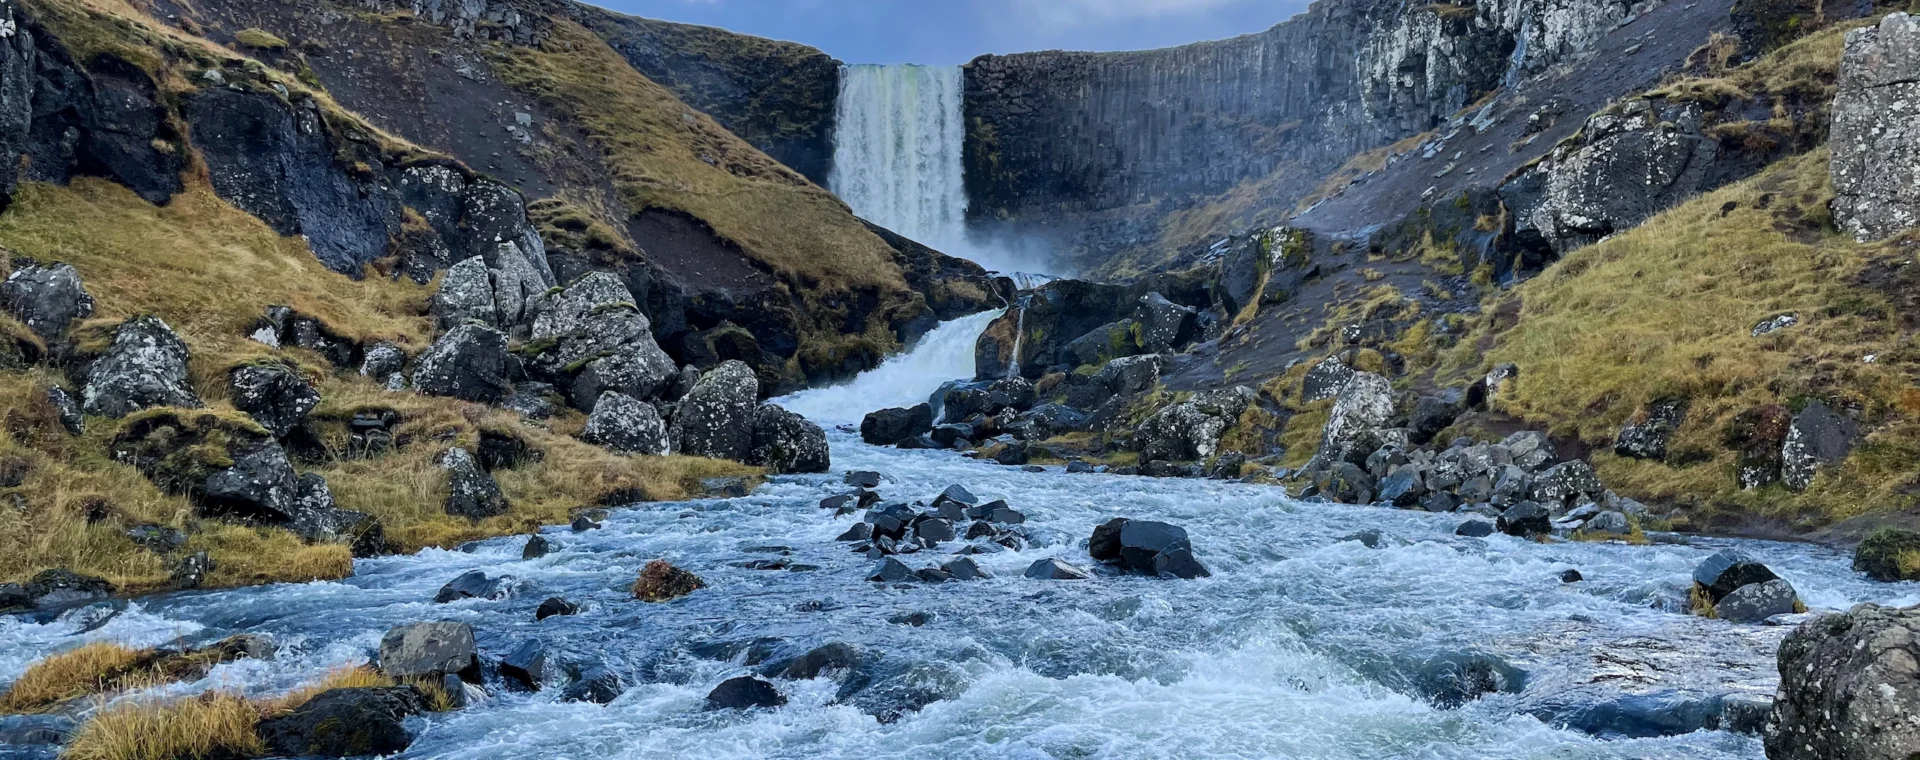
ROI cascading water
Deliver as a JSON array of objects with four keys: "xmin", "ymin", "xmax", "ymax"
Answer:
[
  {"xmin": 831, "ymin": 64, "xmax": 1055, "ymax": 279},
  {"xmin": 1005, "ymin": 297, "xmax": 1029, "ymax": 379},
  {"xmin": 774, "ymin": 310, "xmax": 1001, "ymax": 426}
]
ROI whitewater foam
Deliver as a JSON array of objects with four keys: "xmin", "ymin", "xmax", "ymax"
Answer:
[{"xmin": 774, "ymin": 310, "xmax": 1000, "ymax": 426}]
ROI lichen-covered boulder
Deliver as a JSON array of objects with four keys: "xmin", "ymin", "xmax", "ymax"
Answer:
[
  {"xmin": 110, "ymin": 411, "xmax": 300, "ymax": 522},
  {"xmin": 431, "ymin": 256, "xmax": 498, "ymax": 331},
  {"xmin": 748, "ymin": 404, "xmax": 829, "ymax": 474},
  {"xmin": 1504, "ymin": 98, "xmax": 1718, "ymax": 254},
  {"xmin": 1096, "ymin": 354, "xmax": 1165, "ymax": 398},
  {"xmin": 228, "ymin": 362, "xmax": 320, "ymax": 438},
  {"xmin": 412, "ymin": 323, "xmax": 514, "ymax": 404},
  {"xmin": 1832, "ymin": 13, "xmax": 1920, "ymax": 241},
  {"xmin": 83, "ymin": 315, "xmax": 201, "ymax": 418},
  {"xmin": 358, "ymin": 341, "xmax": 407, "ymax": 386},
  {"xmin": 671, "ymin": 360, "xmax": 758, "ymax": 461},
  {"xmin": 1781, "ymin": 402, "xmax": 1860, "ymax": 492},
  {"xmin": 525, "ymin": 273, "xmax": 675, "ymax": 408},
  {"xmin": 581, "ymin": 391, "xmax": 669, "ymax": 456},
  {"xmin": 1764, "ymin": 604, "xmax": 1920, "ymax": 760},
  {"xmin": 1318, "ymin": 372, "xmax": 1399, "ymax": 464},
  {"xmin": 1130, "ymin": 292, "xmax": 1201, "ymax": 354},
  {"xmin": 1137, "ymin": 386, "xmax": 1255, "ymax": 463},
  {"xmin": 440, "ymin": 447, "xmax": 508, "ymax": 520},
  {"xmin": 1614, "ymin": 399, "xmax": 1686, "ymax": 461},
  {"xmin": 287, "ymin": 474, "xmax": 386, "ymax": 557},
  {"xmin": 0, "ymin": 260, "xmax": 94, "ymax": 341},
  {"xmin": 378, "ymin": 621, "xmax": 478, "ymax": 680}
]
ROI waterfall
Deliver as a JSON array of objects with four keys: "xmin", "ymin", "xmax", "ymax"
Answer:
[
  {"xmin": 1006, "ymin": 297, "xmax": 1028, "ymax": 379},
  {"xmin": 774, "ymin": 310, "xmax": 1003, "ymax": 426},
  {"xmin": 831, "ymin": 64, "xmax": 1055, "ymax": 277}
]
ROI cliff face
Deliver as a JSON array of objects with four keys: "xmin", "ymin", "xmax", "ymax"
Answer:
[
  {"xmin": 576, "ymin": 10, "xmax": 841, "ymax": 186},
  {"xmin": 962, "ymin": 0, "xmax": 1646, "ymax": 274}
]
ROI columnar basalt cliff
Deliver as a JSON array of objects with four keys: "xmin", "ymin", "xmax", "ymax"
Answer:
[{"xmin": 961, "ymin": 0, "xmax": 1650, "ymax": 273}]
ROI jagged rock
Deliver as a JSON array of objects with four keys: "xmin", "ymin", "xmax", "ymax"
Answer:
[
  {"xmin": 1456, "ymin": 519, "xmax": 1496, "ymax": 537},
  {"xmin": 1409, "ymin": 392, "xmax": 1461, "ymax": 445},
  {"xmin": 535, "ymin": 596, "xmax": 578, "ymax": 620},
  {"xmin": 633, "ymin": 559, "xmax": 704, "ymax": 602},
  {"xmin": 1832, "ymin": 13, "xmax": 1920, "ymax": 241},
  {"xmin": 562, "ymin": 666, "xmax": 625, "ymax": 704},
  {"xmin": 1089, "ymin": 518, "xmax": 1210, "ymax": 579},
  {"xmin": 581, "ymin": 391, "xmax": 669, "ymax": 456},
  {"xmin": 1529, "ymin": 460, "xmax": 1602, "ymax": 507},
  {"xmin": 526, "ymin": 273, "xmax": 674, "ymax": 407},
  {"xmin": 1729, "ymin": 404, "xmax": 1793, "ymax": 489},
  {"xmin": 1138, "ymin": 386, "xmax": 1255, "ymax": 462},
  {"xmin": 83, "ymin": 315, "xmax": 201, "ymax": 418},
  {"xmin": 1096, "ymin": 354, "xmax": 1166, "ymax": 398},
  {"xmin": 1854, "ymin": 528, "xmax": 1920, "ymax": 582},
  {"xmin": 288, "ymin": 474, "xmax": 385, "ymax": 557},
  {"xmin": 1378, "ymin": 468, "xmax": 1426, "ymax": 508},
  {"xmin": 258, "ymin": 686, "xmax": 425, "ymax": 758},
  {"xmin": 378, "ymin": 621, "xmax": 478, "ymax": 680},
  {"xmin": 1497, "ymin": 502, "xmax": 1551, "ymax": 538},
  {"xmin": 46, "ymin": 386, "xmax": 84, "ymax": 436},
  {"xmin": 499, "ymin": 640, "xmax": 548, "ymax": 690},
  {"xmin": 942, "ymin": 556, "xmax": 991, "ymax": 580},
  {"xmin": 113, "ymin": 412, "xmax": 298, "ymax": 520},
  {"xmin": 435, "ymin": 569, "xmax": 511, "ymax": 603},
  {"xmin": 862, "ymin": 403, "xmax": 934, "ymax": 446},
  {"xmin": 706, "ymin": 676, "xmax": 786, "ymax": 710},
  {"xmin": 0, "ymin": 261, "xmax": 93, "ymax": 341},
  {"xmin": 1023, "ymin": 557, "xmax": 1092, "ymax": 580},
  {"xmin": 867, "ymin": 557, "xmax": 915, "ymax": 583},
  {"xmin": 1716, "ymin": 579, "xmax": 1800, "ymax": 623},
  {"xmin": 432, "ymin": 256, "xmax": 498, "ymax": 330},
  {"xmin": 1505, "ymin": 98, "xmax": 1719, "ymax": 254},
  {"xmin": 359, "ymin": 341, "xmax": 407, "ymax": 385},
  {"xmin": 1692, "ymin": 550, "xmax": 1781, "ymax": 605},
  {"xmin": 1615, "ymin": 399, "xmax": 1687, "ymax": 461},
  {"xmin": 1300, "ymin": 357, "xmax": 1357, "ymax": 402},
  {"xmin": 228, "ymin": 363, "xmax": 320, "ymax": 438},
  {"xmin": 1011, "ymin": 404, "xmax": 1090, "ymax": 441},
  {"xmin": 1318, "ymin": 372, "xmax": 1398, "ymax": 463},
  {"xmin": 441, "ymin": 447, "xmax": 509, "ymax": 520},
  {"xmin": 1781, "ymin": 402, "xmax": 1860, "ymax": 491},
  {"xmin": 745, "ymin": 404, "xmax": 828, "ymax": 474},
  {"xmin": 672, "ymin": 360, "xmax": 758, "ymax": 461},
  {"xmin": 412, "ymin": 324, "xmax": 514, "ymax": 404},
  {"xmin": 1311, "ymin": 461, "xmax": 1375, "ymax": 504},
  {"xmin": 1764, "ymin": 603, "xmax": 1920, "ymax": 760},
  {"xmin": 1501, "ymin": 431, "xmax": 1555, "ymax": 471},
  {"xmin": 1062, "ymin": 319, "xmax": 1144, "ymax": 367},
  {"xmin": 1131, "ymin": 292, "xmax": 1200, "ymax": 353}
]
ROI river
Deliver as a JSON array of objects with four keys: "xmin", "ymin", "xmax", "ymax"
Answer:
[{"xmin": 2, "ymin": 317, "xmax": 1916, "ymax": 759}]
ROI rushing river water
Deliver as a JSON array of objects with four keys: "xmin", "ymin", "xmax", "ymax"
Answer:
[{"xmin": 4, "ymin": 320, "xmax": 1919, "ymax": 760}]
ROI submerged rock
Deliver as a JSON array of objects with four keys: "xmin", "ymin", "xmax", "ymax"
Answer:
[
  {"xmin": 1023, "ymin": 557, "xmax": 1092, "ymax": 580},
  {"xmin": 705, "ymin": 676, "xmax": 786, "ymax": 710}
]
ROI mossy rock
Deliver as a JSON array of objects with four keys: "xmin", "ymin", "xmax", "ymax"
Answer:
[
  {"xmin": 1854, "ymin": 528, "xmax": 1920, "ymax": 582},
  {"xmin": 109, "ymin": 410, "xmax": 268, "ymax": 495}
]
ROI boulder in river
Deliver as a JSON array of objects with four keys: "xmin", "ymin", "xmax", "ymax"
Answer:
[
  {"xmin": 1715, "ymin": 578, "xmax": 1800, "ymax": 624},
  {"xmin": 1023, "ymin": 557, "xmax": 1092, "ymax": 580},
  {"xmin": 499, "ymin": 640, "xmax": 548, "ymax": 690},
  {"xmin": 434, "ymin": 570, "xmax": 511, "ymax": 603},
  {"xmin": 1764, "ymin": 603, "xmax": 1920, "ymax": 760},
  {"xmin": 1692, "ymin": 550, "xmax": 1782, "ymax": 605},
  {"xmin": 562, "ymin": 665, "xmax": 626, "ymax": 704},
  {"xmin": 258, "ymin": 686, "xmax": 425, "ymax": 758},
  {"xmin": 1088, "ymin": 518, "xmax": 1210, "ymax": 579},
  {"xmin": 671, "ymin": 360, "xmax": 759, "ymax": 461},
  {"xmin": 535, "ymin": 597, "xmax": 578, "ymax": 621},
  {"xmin": 748, "ymin": 404, "xmax": 830, "ymax": 474},
  {"xmin": 706, "ymin": 676, "xmax": 786, "ymax": 710},
  {"xmin": 378, "ymin": 621, "xmax": 478, "ymax": 681},
  {"xmin": 862, "ymin": 403, "xmax": 934, "ymax": 446},
  {"xmin": 1497, "ymin": 502, "xmax": 1551, "ymax": 538},
  {"xmin": 632, "ymin": 559, "xmax": 704, "ymax": 602}
]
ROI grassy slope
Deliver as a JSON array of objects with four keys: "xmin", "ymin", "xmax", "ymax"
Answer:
[{"xmin": 0, "ymin": 1, "xmax": 757, "ymax": 592}]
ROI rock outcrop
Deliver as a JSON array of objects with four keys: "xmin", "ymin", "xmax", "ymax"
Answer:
[
  {"xmin": 1764, "ymin": 604, "xmax": 1920, "ymax": 760},
  {"xmin": 747, "ymin": 404, "xmax": 830, "ymax": 474},
  {"xmin": 1832, "ymin": 13, "xmax": 1920, "ymax": 241}
]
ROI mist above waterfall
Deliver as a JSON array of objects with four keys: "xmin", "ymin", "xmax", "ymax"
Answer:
[{"xmin": 831, "ymin": 64, "xmax": 1059, "ymax": 278}]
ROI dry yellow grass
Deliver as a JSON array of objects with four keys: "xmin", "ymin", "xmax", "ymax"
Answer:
[
  {"xmin": 0, "ymin": 643, "xmax": 146, "ymax": 713},
  {"xmin": 62, "ymin": 692, "xmax": 266, "ymax": 760}
]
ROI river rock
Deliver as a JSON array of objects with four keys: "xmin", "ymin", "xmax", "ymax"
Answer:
[
  {"xmin": 862, "ymin": 403, "xmax": 934, "ymax": 446},
  {"xmin": 82, "ymin": 315, "xmax": 201, "ymax": 418},
  {"xmin": 1781, "ymin": 402, "xmax": 1860, "ymax": 492},
  {"xmin": 258, "ymin": 686, "xmax": 426, "ymax": 758},
  {"xmin": 1529, "ymin": 460, "xmax": 1602, "ymax": 507},
  {"xmin": 1089, "ymin": 518, "xmax": 1210, "ymax": 578},
  {"xmin": 378, "ymin": 621, "xmax": 478, "ymax": 680},
  {"xmin": 432, "ymin": 256, "xmax": 498, "ymax": 330},
  {"xmin": 1583, "ymin": 510, "xmax": 1631, "ymax": 535},
  {"xmin": 1456, "ymin": 519, "xmax": 1496, "ymax": 537},
  {"xmin": 1715, "ymin": 578, "xmax": 1800, "ymax": 624},
  {"xmin": 748, "ymin": 404, "xmax": 830, "ymax": 474},
  {"xmin": 412, "ymin": 323, "xmax": 514, "ymax": 404},
  {"xmin": 581, "ymin": 391, "xmax": 669, "ymax": 455},
  {"xmin": 1024, "ymin": 557, "xmax": 1092, "ymax": 580},
  {"xmin": 1, "ymin": 261, "xmax": 94, "ymax": 341},
  {"xmin": 523, "ymin": 535, "xmax": 552, "ymax": 560},
  {"xmin": 1832, "ymin": 13, "xmax": 1920, "ymax": 240},
  {"xmin": 228, "ymin": 362, "xmax": 320, "ymax": 438},
  {"xmin": 441, "ymin": 447, "xmax": 509, "ymax": 520},
  {"xmin": 535, "ymin": 597, "xmax": 578, "ymax": 620},
  {"xmin": 1853, "ymin": 527, "xmax": 1920, "ymax": 582},
  {"xmin": 942, "ymin": 556, "xmax": 991, "ymax": 581},
  {"xmin": 868, "ymin": 557, "xmax": 915, "ymax": 582},
  {"xmin": 499, "ymin": 640, "xmax": 548, "ymax": 690},
  {"xmin": 672, "ymin": 360, "xmax": 759, "ymax": 461},
  {"xmin": 633, "ymin": 559, "xmax": 704, "ymax": 601},
  {"xmin": 706, "ymin": 676, "xmax": 786, "ymax": 710},
  {"xmin": 1497, "ymin": 502, "xmax": 1551, "ymax": 538},
  {"xmin": 435, "ymin": 570, "xmax": 511, "ymax": 603},
  {"xmin": 1765, "ymin": 603, "xmax": 1920, "ymax": 759},
  {"xmin": 1692, "ymin": 550, "xmax": 1782, "ymax": 605},
  {"xmin": 1138, "ymin": 386, "xmax": 1255, "ymax": 462},
  {"xmin": 562, "ymin": 665, "xmax": 626, "ymax": 704}
]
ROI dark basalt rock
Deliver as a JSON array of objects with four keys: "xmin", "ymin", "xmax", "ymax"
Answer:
[
  {"xmin": 672, "ymin": 360, "xmax": 760, "ymax": 461},
  {"xmin": 1496, "ymin": 502, "xmax": 1551, "ymax": 538},
  {"xmin": 440, "ymin": 447, "xmax": 509, "ymax": 520},
  {"xmin": 1456, "ymin": 519, "xmax": 1496, "ymax": 538},
  {"xmin": 499, "ymin": 640, "xmax": 548, "ymax": 690},
  {"xmin": 434, "ymin": 570, "xmax": 511, "ymax": 604},
  {"xmin": 287, "ymin": 474, "xmax": 386, "ymax": 557},
  {"xmin": 1410, "ymin": 652, "xmax": 1527, "ymax": 709},
  {"xmin": 1614, "ymin": 399, "xmax": 1687, "ymax": 461},
  {"xmin": 413, "ymin": 324, "xmax": 515, "ymax": 404},
  {"xmin": 705, "ymin": 676, "xmax": 786, "ymax": 710},
  {"xmin": 83, "ymin": 315, "xmax": 201, "ymax": 418},
  {"xmin": 1781, "ymin": 401, "xmax": 1861, "ymax": 492},
  {"xmin": 258, "ymin": 686, "xmax": 426, "ymax": 758},
  {"xmin": 523, "ymin": 535, "xmax": 552, "ymax": 560},
  {"xmin": 378, "ymin": 621, "xmax": 478, "ymax": 681},
  {"xmin": 1692, "ymin": 550, "xmax": 1780, "ymax": 605},
  {"xmin": 228, "ymin": 362, "xmax": 321, "ymax": 438},
  {"xmin": 1023, "ymin": 557, "xmax": 1092, "ymax": 580},
  {"xmin": 0, "ymin": 569, "xmax": 113, "ymax": 612},
  {"xmin": 0, "ymin": 260, "xmax": 93, "ymax": 341},
  {"xmin": 776, "ymin": 643, "xmax": 862, "ymax": 680},
  {"xmin": 562, "ymin": 665, "xmax": 626, "ymax": 704},
  {"xmin": 1765, "ymin": 603, "xmax": 1920, "ymax": 760},
  {"xmin": 748, "ymin": 404, "xmax": 830, "ymax": 474},
  {"xmin": 1087, "ymin": 518, "xmax": 1210, "ymax": 579},
  {"xmin": 1715, "ymin": 578, "xmax": 1800, "ymax": 624},
  {"xmin": 868, "ymin": 557, "xmax": 915, "ymax": 583},
  {"xmin": 535, "ymin": 596, "xmax": 578, "ymax": 621},
  {"xmin": 862, "ymin": 403, "xmax": 935, "ymax": 446}
]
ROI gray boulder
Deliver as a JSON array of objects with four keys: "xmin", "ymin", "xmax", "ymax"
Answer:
[
  {"xmin": 1497, "ymin": 502, "xmax": 1551, "ymax": 538},
  {"xmin": 1615, "ymin": 400, "xmax": 1687, "ymax": 461},
  {"xmin": 581, "ymin": 392, "xmax": 669, "ymax": 456},
  {"xmin": 287, "ymin": 474, "xmax": 385, "ymax": 557},
  {"xmin": 378, "ymin": 621, "xmax": 478, "ymax": 680},
  {"xmin": 672, "ymin": 360, "xmax": 759, "ymax": 461},
  {"xmin": 1088, "ymin": 518, "xmax": 1210, "ymax": 579},
  {"xmin": 200, "ymin": 437, "xmax": 301, "ymax": 522},
  {"xmin": 1131, "ymin": 292, "xmax": 1200, "ymax": 353},
  {"xmin": 1692, "ymin": 550, "xmax": 1781, "ymax": 605},
  {"xmin": 1023, "ymin": 557, "xmax": 1092, "ymax": 580},
  {"xmin": 1301, "ymin": 357, "xmax": 1357, "ymax": 402},
  {"xmin": 1501, "ymin": 431, "xmax": 1555, "ymax": 470},
  {"xmin": 1716, "ymin": 578, "xmax": 1800, "ymax": 624},
  {"xmin": 413, "ymin": 324, "xmax": 514, "ymax": 404},
  {"xmin": 83, "ymin": 315, "xmax": 201, "ymax": 418},
  {"xmin": 441, "ymin": 447, "xmax": 509, "ymax": 519},
  {"xmin": 228, "ymin": 363, "xmax": 320, "ymax": 438},
  {"xmin": 1503, "ymin": 98, "xmax": 1718, "ymax": 254},
  {"xmin": 431, "ymin": 256, "xmax": 498, "ymax": 331},
  {"xmin": 1781, "ymin": 402, "xmax": 1860, "ymax": 492},
  {"xmin": 748, "ymin": 404, "xmax": 830, "ymax": 474},
  {"xmin": 527, "ymin": 273, "xmax": 676, "ymax": 408},
  {"xmin": 1529, "ymin": 460, "xmax": 1603, "ymax": 507},
  {"xmin": 258, "ymin": 686, "xmax": 425, "ymax": 758},
  {"xmin": 1832, "ymin": 13, "xmax": 1920, "ymax": 240},
  {"xmin": 1, "ymin": 261, "xmax": 94, "ymax": 341},
  {"xmin": 1095, "ymin": 354, "xmax": 1166, "ymax": 397},
  {"xmin": 1764, "ymin": 603, "xmax": 1920, "ymax": 760},
  {"xmin": 1319, "ymin": 372, "xmax": 1399, "ymax": 463},
  {"xmin": 359, "ymin": 341, "xmax": 407, "ymax": 385},
  {"xmin": 1138, "ymin": 386, "xmax": 1255, "ymax": 462}
]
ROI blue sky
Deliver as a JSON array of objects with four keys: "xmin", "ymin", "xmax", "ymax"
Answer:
[{"xmin": 597, "ymin": 0, "xmax": 1314, "ymax": 65}]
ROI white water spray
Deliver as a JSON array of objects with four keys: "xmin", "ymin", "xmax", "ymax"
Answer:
[
  {"xmin": 831, "ymin": 64, "xmax": 1056, "ymax": 278},
  {"xmin": 775, "ymin": 310, "xmax": 1001, "ymax": 426}
]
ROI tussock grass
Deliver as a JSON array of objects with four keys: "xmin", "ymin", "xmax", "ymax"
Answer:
[
  {"xmin": 62, "ymin": 692, "xmax": 265, "ymax": 760},
  {"xmin": 0, "ymin": 643, "xmax": 146, "ymax": 713}
]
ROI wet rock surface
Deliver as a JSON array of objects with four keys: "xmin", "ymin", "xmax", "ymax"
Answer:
[{"xmin": 1766, "ymin": 604, "xmax": 1920, "ymax": 760}]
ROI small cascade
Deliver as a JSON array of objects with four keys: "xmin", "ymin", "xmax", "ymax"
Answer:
[
  {"xmin": 774, "ymin": 310, "xmax": 1002, "ymax": 426},
  {"xmin": 1005, "ymin": 296, "xmax": 1029, "ymax": 379}
]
